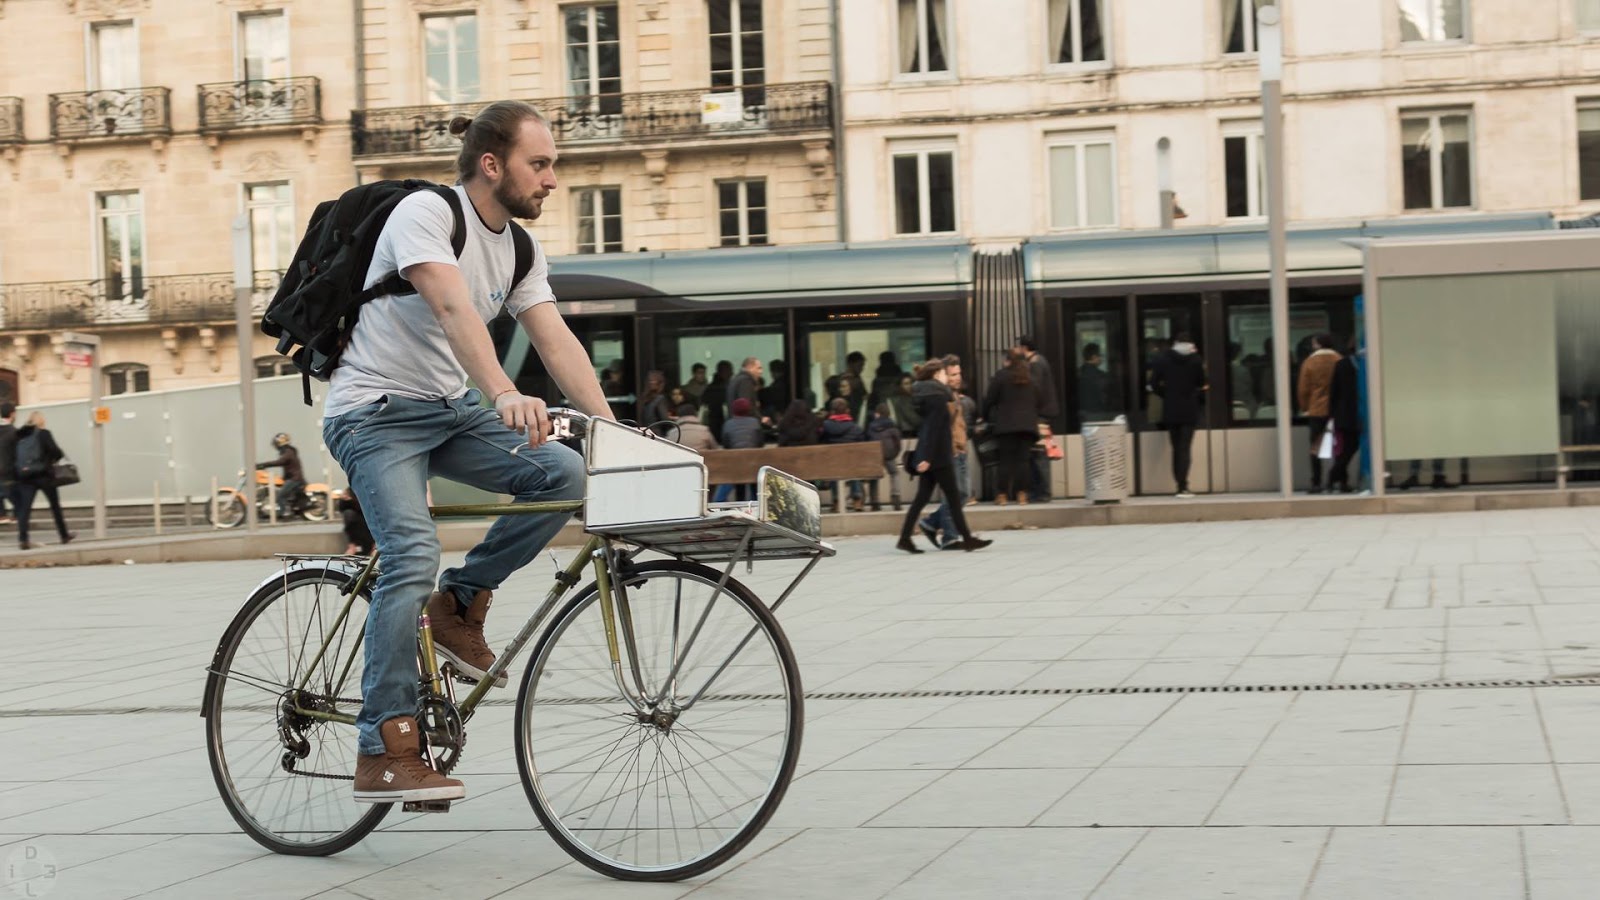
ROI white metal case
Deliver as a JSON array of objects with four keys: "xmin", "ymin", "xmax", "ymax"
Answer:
[{"xmin": 582, "ymin": 418, "xmax": 707, "ymax": 529}]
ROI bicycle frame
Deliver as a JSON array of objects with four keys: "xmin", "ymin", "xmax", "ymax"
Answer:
[{"xmin": 284, "ymin": 497, "xmax": 753, "ymax": 727}]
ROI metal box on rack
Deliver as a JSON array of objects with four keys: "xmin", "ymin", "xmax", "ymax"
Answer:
[{"xmin": 583, "ymin": 418, "xmax": 707, "ymax": 529}]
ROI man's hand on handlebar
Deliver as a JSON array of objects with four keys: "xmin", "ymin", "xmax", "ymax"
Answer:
[{"xmin": 495, "ymin": 391, "xmax": 552, "ymax": 445}]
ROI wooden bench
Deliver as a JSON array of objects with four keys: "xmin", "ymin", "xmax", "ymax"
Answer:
[
  {"xmin": 702, "ymin": 443, "xmax": 889, "ymax": 512},
  {"xmin": 1557, "ymin": 444, "xmax": 1600, "ymax": 489}
]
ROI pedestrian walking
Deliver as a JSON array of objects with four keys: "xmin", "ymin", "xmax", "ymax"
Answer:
[
  {"xmin": 13, "ymin": 411, "xmax": 75, "ymax": 550},
  {"xmin": 1297, "ymin": 333, "xmax": 1342, "ymax": 494},
  {"xmin": 896, "ymin": 359, "xmax": 992, "ymax": 554},
  {"xmin": 1148, "ymin": 332, "xmax": 1208, "ymax": 498},
  {"xmin": 0, "ymin": 401, "xmax": 17, "ymax": 525},
  {"xmin": 984, "ymin": 349, "xmax": 1045, "ymax": 506},
  {"xmin": 922, "ymin": 355, "xmax": 975, "ymax": 546}
]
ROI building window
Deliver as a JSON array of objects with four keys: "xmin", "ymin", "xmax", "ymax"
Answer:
[
  {"xmin": 97, "ymin": 191, "xmax": 144, "ymax": 302},
  {"xmin": 1399, "ymin": 0, "xmax": 1466, "ymax": 42},
  {"xmin": 423, "ymin": 13, "xmax": 479, "ymax": 104},
  {"xmin": 1223, "ymin": 124, "xmax": 1264, "ymax": 219},
  {"xmin": 1401, "ymin": 110, "xmax": 1473, "ymax": 209},
  {"xmin": 1580, "ymin": 103, "xmax": 1600, "ymax": 200},
  {"xmin": 566, "ymin": 4, "xmax": 621, "ymax": 115},
  {"xmin": 717, "ymin": 179, "xmax": 768, "ymax": 246},
  {"xmin": 246, "ymin": 182, "xmax": 294, "ymax": 276},
  {"xmin": 710, "ymin": 0, "xmax": 765, "ymax": 106},
  {"xmin": 239, "ymin": 11, "xmax": 288, "ymax": 81},
  {"xmin": 255, "ymin": 356, "xmax": 295, "ymax": 378},
  {"xmin": 90, "ymin": 21, "xmax": 138, "ymax": 90},
  {"xmin": 1582, "ymin": 0, "xmax": 1600, "ymax": 32},
  {"xmin": 891, "ymin": 144, "xmax": 956, "ymax": 235},
  {"xmin": 1048, "ymin": 135, "xmax": 1116, "ymax": 229},
  {"xmin": 897, "ymin": 0, "xmax": 949, "ymax": 75},
  {"xmin": 1222, "ymin": 0, "xmax": 1263, "ymax": 54},
  {"xmin": 104, "ymin": 362, "xmax": 150, "ymax": 395},
  {"xmin": 1050, "ymin": 0, "xmax": 1106, "ymax": 65},
  {"xmin": 574, "ymin": 187, "xmax": 623, "ymax": 254}
]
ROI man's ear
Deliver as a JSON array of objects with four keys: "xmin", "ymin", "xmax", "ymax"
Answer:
[{"xmin": 480, "ymin": 151, "xmax": 500, "ymax": 180}]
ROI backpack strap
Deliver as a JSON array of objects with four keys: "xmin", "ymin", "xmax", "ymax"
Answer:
[
  {"xmin": 509, "ymin": 221, "xmax": 535, "ymax": 297},
  {"xmin": 369, "ymin": 184, "xmax": 469, "ymax": 300}
]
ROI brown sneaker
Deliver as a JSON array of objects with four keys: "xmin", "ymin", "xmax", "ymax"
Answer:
[
  {"xmin": 353, "ymin": 716, "xmax": 465, "ymax": 804},
  {"xmin": 426, "ymin": 590, "xmax": 506, "ymax": 688}
]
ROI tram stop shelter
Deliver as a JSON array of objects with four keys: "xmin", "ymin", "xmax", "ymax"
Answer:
[{"xmin": 1357, "ymin": 228, "xmax": 1600, "ymax": 495}]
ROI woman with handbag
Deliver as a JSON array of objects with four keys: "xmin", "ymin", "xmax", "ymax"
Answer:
[
  {"xmin": 895, "ymin": 359, "xmax": 992, "ymax": 554},
  {"xmin": 13, "ymin": 411, "xmax": 75, "ymax": 550}
]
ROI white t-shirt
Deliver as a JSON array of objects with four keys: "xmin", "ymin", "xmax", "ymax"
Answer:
[{"xmin": 323, "ymin": 184, "xmax": 555, "ymax": 417}]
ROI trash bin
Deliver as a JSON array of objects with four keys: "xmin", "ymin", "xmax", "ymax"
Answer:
[{"xmin": 1082, "ymin": 418, "xmax": 1130, "ymax": 504}]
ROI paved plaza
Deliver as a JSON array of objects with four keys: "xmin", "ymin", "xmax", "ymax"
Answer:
[{"xmin": 9, "ymin": 506, "xmax": 1600, "ymax": 898}]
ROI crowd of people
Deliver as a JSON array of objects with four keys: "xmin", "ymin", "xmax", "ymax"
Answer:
[{"xmin": 622, "ymin": 338, "xmax": 1067, "ymax": 552}]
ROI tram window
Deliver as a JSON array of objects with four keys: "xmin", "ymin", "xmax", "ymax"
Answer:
[
  {"xmin": 1223, "ymin": 287, "xmax": 1357, "ymax": 425},
  {"xmin": 1069, "ymin": 305, "xmax": 1126, "ymax": 430},
  {"xmin": 801, "ymin": 308, "xmax": 928, "ymax": 420},
  {"xmin": 497, "ymin": 312, "xmax": 635, "ymax": 420},
  {"xmin": 656, "ymin": 309, "xmax": 787, "ymax": 418}
]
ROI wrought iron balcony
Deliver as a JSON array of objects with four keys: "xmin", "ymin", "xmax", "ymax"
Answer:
[
  {"xmin": 352, "ymin": 80, "xmax": 833, "ymax": 159},
  {"xmin": 0, "ymin": 97, "xmax": 22, "ymax": 144},
  {"xmin": 0, "ymin": 271, "xmax": 282, "ymax": 332},
  {"xmin": 198, "ymin": 77, "xmax": 322, "ymax": 132},
  {"xmin": 49, "ymin": 87, "xmax": 172, "ymax": 140}
]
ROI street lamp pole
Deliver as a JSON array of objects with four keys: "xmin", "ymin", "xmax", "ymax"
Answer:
[
  {"xmin": 1260, "ymin": 3, "xmax": 1293, "ymax": 499},
  {"xmin": 232, "ymin": 215, "xmax": 259, "ymax": 533}
]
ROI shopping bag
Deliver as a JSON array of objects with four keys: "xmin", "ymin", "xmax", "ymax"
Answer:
[
  {"xmin": 1043, "ymin": 435, "xmax": 1064, "ymax": 460},
  {"xmin": 50, "ymin": 459, "xmax": 81, "ymax": 487},
  {"xmin": 1316, "ymin": 428, "xmax": 1334, "ymax": 461}
]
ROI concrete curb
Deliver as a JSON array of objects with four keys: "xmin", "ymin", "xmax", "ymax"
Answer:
[{"xmin": 4, "ymin": 487, "xmax": 1598, "ymax": 567}]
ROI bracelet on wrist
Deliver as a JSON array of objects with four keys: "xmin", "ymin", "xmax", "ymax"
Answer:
[{"xmin": 493, "ymin": 388, "xmax": 518, "ymax": 403}]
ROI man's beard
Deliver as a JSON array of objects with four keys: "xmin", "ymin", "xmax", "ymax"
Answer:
[{"xmin": 495, "ymin": 179, "xmax": 543, "ymax": 220}]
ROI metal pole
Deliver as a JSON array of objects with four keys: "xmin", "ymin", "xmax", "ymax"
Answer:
[
  {"xmin": 1260, "ymin": 3, "xmax": 1293, "ymax": 499},
  {"xmin": 1362, "ymin": 246, "xmax": 1385, "ymax": 496},
  {"xmin": 232, "ymin": 214, "xmax": 259, "ymax": 532},
  {"xmin": 153, "ymin": 480, "xmax": 162, "ymax": 535},
  {"xmin": 88, "ymin": 338, "xmax": 106, "ymax": 539}
]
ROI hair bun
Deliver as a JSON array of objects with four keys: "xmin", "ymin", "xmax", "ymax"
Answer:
[{"xmin": 448, "ymin": 115, "xmax": 473, "ymax": 136}]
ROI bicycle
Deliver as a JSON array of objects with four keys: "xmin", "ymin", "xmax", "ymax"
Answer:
[{"xmin": 200, "ymin": 410, "xmax": 833, "ymax": 881}]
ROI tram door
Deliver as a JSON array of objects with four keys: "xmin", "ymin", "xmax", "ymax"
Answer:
[{"xmin": 1134, "ymin": 294, "xmax": 1209, "ymax": 495}]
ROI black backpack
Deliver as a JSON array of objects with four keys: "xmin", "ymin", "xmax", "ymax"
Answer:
[
  {"xmin": 261, "ymin": 179, "xmax": 534, "ymax": 404},
  {"xmin": 15, "ymin": 432, "xmax": 46, "ymax": 480}
]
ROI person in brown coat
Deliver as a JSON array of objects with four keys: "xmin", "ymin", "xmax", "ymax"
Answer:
[{"xmin": 1296, "ymin": 333, "xmax": 1342, "ymax": 494}]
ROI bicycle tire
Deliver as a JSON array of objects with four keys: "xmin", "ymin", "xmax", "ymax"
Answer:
[
  {"xmin": 514, "ymin": 560, "xmax": 803, "ymax": 882},
  {"xmin": 204, "ymin": 566, "xmax": 390, "ymax": 855}
]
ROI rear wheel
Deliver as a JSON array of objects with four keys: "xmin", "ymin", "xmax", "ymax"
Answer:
[
  {"xmin": 515, "ymin": 560, "xmax": 803, "ymax": 881},
  {"xmin": 204, "ymin": 566, "xmax": 389, "ymax": 855},
  {"xmin": 300, "ymin": 490, "xmax": 331, "ymax": 522}
]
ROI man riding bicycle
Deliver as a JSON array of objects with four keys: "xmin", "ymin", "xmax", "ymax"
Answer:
[{"xmin": 321, "ymin": 100, "xmax": 612, "ymax": 805}]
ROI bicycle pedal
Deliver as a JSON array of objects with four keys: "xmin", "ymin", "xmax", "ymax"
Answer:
[{"xmin": 402, "ymin": 800, "xmax": 453, "ymax": 813}]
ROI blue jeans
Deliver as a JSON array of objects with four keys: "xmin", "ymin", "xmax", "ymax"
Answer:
[
  {"xmin": 323, "ymin": 390, "xmax": 586, "ymax": 756},
  {"xmin": 930, "ymin": 451, "xmax": 969, "ymax": 541}
]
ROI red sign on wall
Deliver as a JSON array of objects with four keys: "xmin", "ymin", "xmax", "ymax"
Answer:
[{"xmin": 62, "ymin": 349, "xmax": 93, "ymax": 368}]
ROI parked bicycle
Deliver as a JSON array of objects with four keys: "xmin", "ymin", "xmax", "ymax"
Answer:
[
  {"xmin": 205, "ymin": 469, "xmax": 332, "ymax": 528},
  {"xmin": 200, "ymin": 410, "xmax": 832, "ymax": 881}
]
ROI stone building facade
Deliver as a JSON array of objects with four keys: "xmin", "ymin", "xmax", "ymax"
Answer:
[
  {"xmin": 0, "ymin": 0, "xmax": 838, "ymax": 405},
  {"xmin": 838, "ymin": 0, "xmax": 1600, "ymax": 242}
]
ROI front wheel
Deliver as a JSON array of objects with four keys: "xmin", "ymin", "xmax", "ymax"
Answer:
[
  {"xmin": 205, "ymin": 491, "xmax": 246, "ymax": 528},
  {"xmin": 514, "ymin": 561, "xmax": 803, "ymax": 882}
]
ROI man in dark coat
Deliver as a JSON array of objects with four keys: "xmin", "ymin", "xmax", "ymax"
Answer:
[
  {"xmin": 0, "ymin": 401, "xmax": 17, "ymax": 524},
  {"xmin": 727, "ymin": 357, "xmax": 765, "ymax": 424},
  {"xmin": 1148, "ymin": 332, "xmax": 1208, "ymax": 498},
  {"xmin": 1018, "ymin": 335, "xmax": 1058, "ymax": 502},
  {"xmin": 256, "ymin": 432, "xmax": 307, "ymax": 519},
  {"xmin": 1325, "ymin": 341, "xmax": 1363, "ymax": 493}
]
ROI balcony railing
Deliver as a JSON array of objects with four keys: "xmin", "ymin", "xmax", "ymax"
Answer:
[
  {"xmin": 0, "ymin": 97, "xmax": 22, "ymax": 144},
  {"xmin": 49, "ymin": 87, "xmax": 172, "ymax": 140},
  {"xmin": 352, "ymin": 80, "xmax": 833, "ymax": 158},
  {"xmin": 0, "ymin": 271, "xmax": 282, "ymax": 332},
  {"xmin": 198, "ymin": 77, "xmax": 322, "ymax": 131}
]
